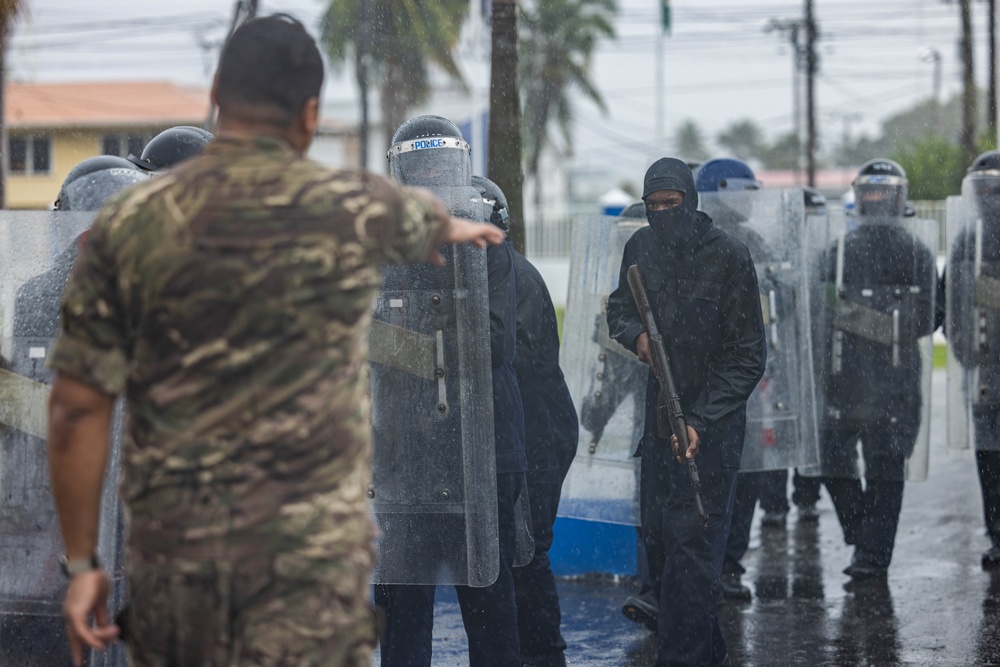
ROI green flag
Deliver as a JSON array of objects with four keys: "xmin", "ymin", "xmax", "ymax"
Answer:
[{"xmin": 661, "ymin": 0, "xmax": 671, "ymax": 35}]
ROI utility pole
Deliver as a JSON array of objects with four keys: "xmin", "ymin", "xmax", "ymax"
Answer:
[
  {"xmin": 488, "ymin": 0, "xmax": 525, "ymax": 254},
  {"xmin": 204, "ymin": 0, "xmax": 259, "ymax": 131},
  {"xmin": 960, "ymin": 0, "xmax": 976, "ymax": 167},
  {"xmin": 834, "ymin": 111, "xmax": 861, "ymax": 165},
  {"xmin": 919, "ymin": 47, "xmax": 942, "ymax": 129},
  {"xmin": 804, "ymin": 0, "xmax": 818, "ymax": 187},
  {"xmin": 990, "ymin": 0, "xmax": 998, "ymax": 140},
  {"xmin": 765, "ymin": 18, "xmax": 805, "ymax": 184}
]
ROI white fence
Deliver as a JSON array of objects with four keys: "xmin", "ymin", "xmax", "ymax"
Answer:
[{"xmin": 524, "ymin": 199, "xmax": 950, "ymax": 259}]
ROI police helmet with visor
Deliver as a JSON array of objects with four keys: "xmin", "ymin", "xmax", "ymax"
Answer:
[
  {"xmin": 127, "ymin": 126, "xmax": 214, "ymax": 173},
  {"xmin": 387, "ymin": 115, "xmax": 472, "ymax": 188},
  {"xmin": 695, "ymin": 157, "xmax": 761, "ymax": 223},
  {"xmin": 966, "ymin": 150, "xmax": 1000, "ymax": 219},
  {"xmin": 471, "ymin": 175, "xmax": 510, "ymax": 231},
  {"xmin": 853, "ymin": 159, "xmax": 907, "ymax": 218},
  {"xmin": 55, "ymin": 155, "xmax": 147, "ymax": 211}
]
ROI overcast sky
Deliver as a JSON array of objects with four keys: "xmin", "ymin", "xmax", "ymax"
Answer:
[{"xmin": 8, "ymin": 0, "xmax": 993, "ymax": 183}]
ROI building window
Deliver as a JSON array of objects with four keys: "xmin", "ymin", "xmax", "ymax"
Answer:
[
  {"xmin": 32, "ymin": 137, "xmax": 50, "ymax": 173},
  {"xmin": 8, "ymin": 135, "xmax": 51, "ymax": 175},
  {"xmin": 102, "ymin": 133, "xmax": 148, "ymax": 159}
]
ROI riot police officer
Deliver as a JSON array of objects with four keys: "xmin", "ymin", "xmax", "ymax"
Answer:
[
  {"xmin": 816, "ymin": 159, "xmax": 943, "ymax": 579},
  {"xmin": 375, "ymin": 116, "xmax": 524, "ymax": 667},
  {"xmin": 607, "ymin": 157, "xmax": 766, "ymax": 667},
  {"xmin": 1, "ymin": 155, "xmax": 145, "ymax": 665},
  {"xmin": 473, "ymin": 175, "xmax": 578, "ymax": 667},
  {"xmin": 127, "ymin": 125, "xmax": 214, "ymax": 173},
  {"xmin": 947, "ymin": 150, "xmax": 1000, "ymax": 568},
  {"xmin": 696, "ymin": 158, "xmax": 791, "ymax": 601},
  {"xmin": 18, "ymin": 156, "xmax": 148, "ymax": 360}
]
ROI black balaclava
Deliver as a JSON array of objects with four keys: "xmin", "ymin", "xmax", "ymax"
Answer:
[{"xmin": 642, "ymin": 157, "xmax": 701, "ymax": 249}]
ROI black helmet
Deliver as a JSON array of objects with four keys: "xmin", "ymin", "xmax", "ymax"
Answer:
[
  {"xmin": 471, "ymin": 175, "xmax": 510, "ymax": 231},
  {"xmin": 618, "ymin": 201, "xmax": 646, "ymax": 219},
  {"xmin": 55, "ymin": 155, "xmax": 147, "ymax": 211},
  {"xmin": 387, "ymin": 115, "xmax": 472, "ymax": 188},
  {"xmin": 803, "ymin": 186, "xmax": 827, "ymax": 215},
  {"xmin": 965, "ymin": 150, "xmax": 1000, "ymax": 218},
  {"xmin": 853, "ymin": 158, "xmax": 907, "ymax": 217},
  {"xmin": 127, "ymin": 126, "xmax": 214, "ymax": 172}
]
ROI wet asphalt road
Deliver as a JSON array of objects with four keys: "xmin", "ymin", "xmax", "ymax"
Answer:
[{"xmin": 390, "ymin": 371, "xmax": 1000, "ymax": 666}]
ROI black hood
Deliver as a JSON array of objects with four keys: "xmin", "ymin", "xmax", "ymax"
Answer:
[
  {"xmin": 642, "ymin": 157, "xmax": 705, "ymax": 250},
  {"xmin": 642, "ymin": 157, "xmax": 699, "ymax": 213}
]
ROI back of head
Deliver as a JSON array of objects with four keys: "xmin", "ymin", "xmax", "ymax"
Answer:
[
  {"xmin": 618, "ymin": 201, "xmax": 646, "ymax": 219},
  {"xmin": 472, "ymin": 175, "xmax": 510, "ymax": 231},
  {"xmin": 854, "ymin": 158, "xmax": 907, "ymax": 218},
  {"xmin": 215, "ymin": 14, "xmax": 324, "ymax": 129},
  {"xmin": 694, "ymin": 158, "xmax": 759, "ymax": 194},
  {"xmin": 966, "ymin": 150, "xmax": 1000, "ymax": 219},
  {"xmin": 56, "ymin": 156, "xmax": 147, "ymax": 211},
  {"xmin": 695, "ymin": 158, "xmax": 760, "ymax": 223},
  {"xmin": 387, "ymin": 115, "xmax": 472, "ymax": 188},
  {"xmin": 128, "ymin": 126, "xmax": 214, "ymax": 172},
  {"xmin": 803, "ymin": 186, "xmax": 827, "ymax": 216}
]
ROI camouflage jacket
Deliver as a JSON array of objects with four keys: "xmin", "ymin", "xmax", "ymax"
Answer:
[{"xmin": 49, "ymin": 135, "xmax": 444, "ymax": 559}]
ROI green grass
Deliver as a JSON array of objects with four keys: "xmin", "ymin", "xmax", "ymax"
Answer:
[
  {"xmin": 555, "ymin": 305, "xmax": 565, "ymax": 343},
  {"xmin": 933, "ymin": 343, "xmax": 948, "ymax": 369}
]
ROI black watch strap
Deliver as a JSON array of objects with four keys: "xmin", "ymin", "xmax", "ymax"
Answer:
[{"xmin": 59, "ymin": 553, "xmax": 101, "ymax": 579}]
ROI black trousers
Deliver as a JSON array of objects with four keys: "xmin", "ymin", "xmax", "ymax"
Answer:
[
  {"xmin": 821, "ymin": 427, "xmax": 914, "ymax": 569},
  {"xmin": 511, "ymin": 476, "xmax": 568, "ymax": 666},
  {"xmin": 723, "ymin": 469, "xmax": 787, "ymax": 575},
  {"xmin": 640, "ymin": 413, "xmax": 743, "ymax": 667},
  {"xmin": 376, "ymin": 473, "xmax": 523, "ymax": 667}
]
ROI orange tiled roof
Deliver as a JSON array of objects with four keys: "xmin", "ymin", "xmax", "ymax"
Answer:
[{"xmin": 5, "ymin": 81, "xmax": 209, "ymax": 129}]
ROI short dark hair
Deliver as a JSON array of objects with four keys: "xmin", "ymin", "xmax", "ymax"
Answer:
[{"xmin": 216, "ymin": 15, "xmax": 324, "ymax": 127}]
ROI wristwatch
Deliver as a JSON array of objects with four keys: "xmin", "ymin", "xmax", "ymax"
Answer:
[{"xmin": 59, "ymin": 553, "xmax": 101, "ymax": 579}]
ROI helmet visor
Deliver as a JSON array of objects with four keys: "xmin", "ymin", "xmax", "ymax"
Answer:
[
  {"xmin": 966, "ymin": 170, "xmax": 1000, "ymax": 217},
  {"xmin": 855, "ymin": 174, "xmax": 906, "ymax": 218},
  {"xmin": 387, "ymin": 137, "xmax": 471, "ymax": 187}
]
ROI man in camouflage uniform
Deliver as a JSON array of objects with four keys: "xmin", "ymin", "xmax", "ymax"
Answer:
[{"xmin": 44, "ymin": 15, "xmax": 503, "ymax": 667}]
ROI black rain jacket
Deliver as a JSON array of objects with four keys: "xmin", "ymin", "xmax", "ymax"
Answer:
[
  {"xmin": 511, "ymin": 250, "xmax": 578, "ymax": 483},
  {"xmin": 606, "ymin": 160, "xmax": 766, "ymax": 464}
]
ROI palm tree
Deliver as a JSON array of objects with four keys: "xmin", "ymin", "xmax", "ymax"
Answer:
[
  {"xmin": 717, "ymin": 119, "xmax": 764, "ymax": 162},
  {"xmin": 489, "ymin": 0, "xmax": 526, "ymax": 253},
  {"xmin": 0, "ymin": 0, "xmax": 25, "ymax": 208},
  {"xmin": 520, "ymin": 0, "xmax": 616, "ymax": 210},
  {"xmin": 673, "ymin": 119, "xmax": 710, "ymax": 162},
  {"xmin": 320, "ymin": 0, "xmax": 468, "ymax": 150}
]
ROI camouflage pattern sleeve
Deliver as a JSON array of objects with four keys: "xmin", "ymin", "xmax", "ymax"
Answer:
[
  {"xmin": 346, "ymin": 173, "xmax": 444, "ymax": 266},
  {"xmin": 48, "ymin": 201, "xmax": 131, "ymax": 396}
]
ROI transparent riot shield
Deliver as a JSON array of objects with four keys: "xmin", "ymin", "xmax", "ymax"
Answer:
[
  {"xmin": 559, "ymin": 215, "xmax": 647, "ymax": 526},
  {"xmin": 368, "ymin": 186, "xmax": 501, "ymax": 586},
  {"xmin": 0, "ymin": 211, "xmax": 128, "ymax": 666},
  {"xmin": 707, "ymin": 189, "xmax": 820, "ymax": 472},
  {"xmin": 946, "ymin": 181, "xmax": 1000, "ymax": 452},
  {"xmin": 807, "ymin": 210, "xmax": 939, "ymax": 482}
]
